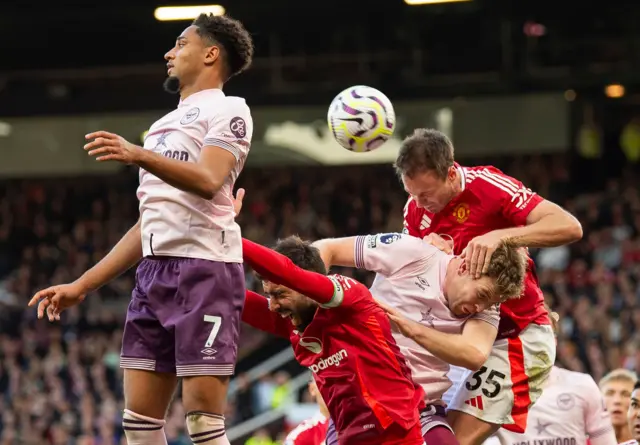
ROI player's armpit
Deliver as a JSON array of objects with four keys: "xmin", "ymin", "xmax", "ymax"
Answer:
[
  {"xmin": 312, "ymin": 237, "xmax": 357, "ymax": 269},
  {"xmin": 242, "ymin": 290, "xmax": 291, "ymax": 338},
  {"xmin": 242, "ymin": 238, "xmax": 337, "ymax": 306}
]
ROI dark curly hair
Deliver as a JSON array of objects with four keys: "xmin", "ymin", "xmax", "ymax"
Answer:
[{"xmin": 192, "ymin": 13, "xmax": 254, "ymax": 80}]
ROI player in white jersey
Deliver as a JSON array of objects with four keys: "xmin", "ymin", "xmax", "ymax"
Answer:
[
  {"xmin": 492, "ymin": 310, "xmax": 616, "ymax": 445},
  {"xmin": 314, "ymin": 232, "xmax": 527, "ymax": 444},
  {"xmin": 29, "ymin": 14, "xmax": 254, "ymax": 445},
  {"xmin": 600, "ymin": 369, "xmax": 638, "ymax": 444}
]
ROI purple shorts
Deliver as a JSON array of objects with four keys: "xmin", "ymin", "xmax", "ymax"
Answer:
[{"xmin": 120, "ymin": 257, "xmax": 245, "ymax": 377}]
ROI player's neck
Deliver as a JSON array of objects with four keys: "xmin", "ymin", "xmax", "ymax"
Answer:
[
  {"xmin": 616, "ymin": 425, "xmax": 633, "ymax": 443},
  {"xmin": 452, "ymin": 169, "xmax": 463, "ymax": 197},
  {"xmin": 180, "ymin": 77, "xmax": 224, "ymax": 101}
]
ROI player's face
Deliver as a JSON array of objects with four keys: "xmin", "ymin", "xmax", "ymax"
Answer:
[
  {"xmin": 446, "ymin": 259, "xmax": 500, "ymax": 316},
  {"xmin": 603, "ymin": 380, "xmax": 635, "ymax": 427},
  {"xmin": 402, "ymin": 167, "xmax": 458, "ymax": 214},
  {"xmin": 263, "ymin": 281, "xmax": 317, "ymax": 328},
  {"xmin": 629, "ymin": 389, "xmax": 640, "ymax": 441},
  {"xmin": 164, "ymin": 25, "xmax": 220, "ymax": 89}
]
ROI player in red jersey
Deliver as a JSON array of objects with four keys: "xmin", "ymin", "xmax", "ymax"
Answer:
[
  {"xmin": 396, "ymin": 129, "xmax": 583, "ymax": 445},
  {"xmin": 284, "ymin": 377, "xmax": 330, "ymax": 445},
  {"xmin": 241, "ymin": 236, "xmax": 425, "ymax": 445}
]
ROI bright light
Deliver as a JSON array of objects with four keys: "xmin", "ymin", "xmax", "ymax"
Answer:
[
  {"xmin": 605, "ymin": 84, "xmax": 625, "ymax": 98},
  {"xmin": 154, "ymin": 5, "xmax": 225, "ymax": 21},
  {"xmin": 405, "ymin": 0, "xmax": 471, "ymax": 4},
  {"xmin": 564, "ymin": 89, "xmax": 576, "ymax": 101}
]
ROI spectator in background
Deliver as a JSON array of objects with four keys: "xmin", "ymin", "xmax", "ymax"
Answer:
[{"xmin": 599, "ymin": 369, "xmax": 637, "ymax": 444}]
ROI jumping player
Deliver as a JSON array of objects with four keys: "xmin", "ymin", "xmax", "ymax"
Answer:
[
  {"xmin": 241, "ymin": 236, "xmax": 426, "ymax": 445},
  {"xmin": 399, "ymin": 129, "xmax": 583, "ymax": 444},
  {"xmin": 600, "ymin": 369, "xmax": 638, "ymax": 444},
  {"xmin": 315, "ymin": 232, "xmax": 527, "ymax": 444},
  {"xmin": 29, "ymin": 14, "xmax": 254, "ymax": 445},
  {"xmin": 492, "ymin": 310, "xmax": 616, "ymax": 445},
  {"xmin": 284, "ymin": 377, "xmax": 330, "ymax": 445}
]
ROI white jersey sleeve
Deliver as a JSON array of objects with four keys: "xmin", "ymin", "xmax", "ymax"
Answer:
[
  {"xmin": 583, "ymin": 376, "xmax": 617, "ymax": 445},
  {"xmin": 203, "ymin": 96, "xmax": 253, "ymax": 167},
  {"xmin": 353, "ymin": 233, "xmax": 442, "ymax": 277}
]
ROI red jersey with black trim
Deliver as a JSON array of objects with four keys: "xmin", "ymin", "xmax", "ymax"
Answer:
[
  {"xmin": 284, "ymin": 413, "xmax": 329, "ymax": 445},
  {"xmin": 241, "ymin": 239, "xmax": 424, "ymax": 445},
  {"xmin": 403, "ymin": 164, "xmax": 549, "ymax": 338}
]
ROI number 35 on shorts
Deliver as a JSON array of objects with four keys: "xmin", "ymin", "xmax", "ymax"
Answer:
[{"xmin": 465, "ymin": 366, "xmax": 506, "ymax": 399}]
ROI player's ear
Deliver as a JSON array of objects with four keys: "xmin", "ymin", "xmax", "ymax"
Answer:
[
  {"xmin": 204, "ymin": 44, "xmax": 221, "ymax": 65},
  {"xmin": 458, "ymin": 259, "xmax": 467, "ymax": 275},
  {"xmin": 447, "ymin": 166, "xmax": 457, "ymax": 182}
]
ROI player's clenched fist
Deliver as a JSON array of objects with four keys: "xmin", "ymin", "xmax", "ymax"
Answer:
[
  {"xmin": 28, "ymin": 283, "xmax": 86, "ymax": 322},
  {"xmin": 461, "ymin": 231, "xmax": 505, "ymax": 279},
  {"xmin": 84, "ymin": 131, "xmax": 143, "ymax": 164}
]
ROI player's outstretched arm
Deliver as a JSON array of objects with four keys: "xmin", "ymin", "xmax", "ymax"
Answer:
[
  {"xmin": 379, "ymin": 301, "xmax": 497, "ymax": 371},
  {"xmin": 312, "ymin": 237, "xmax": 357, "ymax": 270},
  {"xmin": 84, "ymin": 131, "xmax": 237, "ymax": 200},
  {"xmin": 242, "ymin": 290, "xmax": 291, "ymax": 338},
  {"xmin": 29, "ymin": 219, "xmax": 143, "ymax": 320},
  {"xmin": 242, "ymin": 238, "xmax": 336, "ymax": 306}
]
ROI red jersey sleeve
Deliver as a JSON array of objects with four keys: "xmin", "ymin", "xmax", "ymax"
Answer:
[
  {"xmin": 242, "ymin": 238, "xmax": 342, "ymax": 308},
  {"xmin": 402, "ymin": 197, "xmax": 422, "ymax": 237},
  {"xmin": 474, "ymin": 166, "xmax": 543, "ymax": 226},
  {"xmin": 242, "ymin": 290, "xmax": 292, "ymax": 338}
]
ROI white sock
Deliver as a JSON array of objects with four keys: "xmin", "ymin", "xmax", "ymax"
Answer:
[
  {"xmin": 186, "ymin": 411, "xmax": 229, "ymax": 444},
  {"xmin": 122, "ymin": 409, "xmax": 168, "ymax": 445}
]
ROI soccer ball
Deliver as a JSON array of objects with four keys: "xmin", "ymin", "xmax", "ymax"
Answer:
[{"xmin": 327, "ymin": 85, "xmax": 396, "ymax": 152}]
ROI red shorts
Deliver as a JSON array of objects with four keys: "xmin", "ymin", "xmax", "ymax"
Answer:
[{"xmin": 380, "ymin": 422, "xmax": 424, "ymax": 445}]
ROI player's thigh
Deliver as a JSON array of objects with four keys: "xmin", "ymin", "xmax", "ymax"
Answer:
[
  {"xmin": 174, "ymin": 260, "xmax": 246, "ymax": 411},
  {"xmin": 124, "ymin": 369, "xmax": 178, "ymax": 419},
  {"xmin": 448, "ymin": 410, "xmax": 499, "ymax": 445},
  {"xmin": 447, "ymin": 324, "xmax": 555, "ymax": 436},
  {"xmin": 121, "ymin": 259, "xmax": 178, "ymax": 372}
]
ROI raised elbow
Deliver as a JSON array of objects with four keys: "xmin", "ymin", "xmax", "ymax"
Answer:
[
  {"xmin": 462, "ymin": 348, "xmax": 488, "ymax": 372},
  {"xmin": 564, "ymin": 218, "xmax": 583, "ymax": 244}
]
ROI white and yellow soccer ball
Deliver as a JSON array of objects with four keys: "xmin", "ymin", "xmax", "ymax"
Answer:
[{"xmin": 327, "ymin": 85, "xmax": 396, "ymax": 152}]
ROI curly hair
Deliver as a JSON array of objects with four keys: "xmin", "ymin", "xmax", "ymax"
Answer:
[
  {"xmin": 480, "ymin": 241, "xmax": 527, "ymax": 302},
  {"xmin": 192, "ymin": 13, "xmax": 254, "ymax": 80}
]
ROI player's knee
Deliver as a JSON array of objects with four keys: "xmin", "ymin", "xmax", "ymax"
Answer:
[
  {"xmin": 122, "ymin": 409, "xmax": 167, "ymax": 445},
  {"xmin": 186, "ymin": 411, "xmax": 229, "ymax": 445},
  {"xmin": 182, "ymin": 375, "xmax": 229, "ymax": 413}
]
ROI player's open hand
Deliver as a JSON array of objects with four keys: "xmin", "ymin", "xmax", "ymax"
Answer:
[
  {"xmin": 377, "ymin": 301, "xmax": 420, "ymax": 339},
  {"xmin": 28, "ymin": 282, "xmax": 87, "ymax": 322},
  {"xmin": 423, "ymin": 233, "xmax": 454, "ymax": 254},
  {"xmin": 233, "ymin": 188, "xmax": 245, "ymax": 216},
  {"xmin": 461, "ymin": 231, "xmax": 505, "ymax": 279},
  {"xmin": 84, "ymin": 131, "xmax": 142, "ymax": 165}
]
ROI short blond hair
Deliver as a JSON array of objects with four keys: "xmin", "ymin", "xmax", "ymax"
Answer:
[
  {"xmin": 599, "ymin": 368, "xmax": 637, "ymax": 389},
  {"xmin": 481, "ymin": 241, "xmax": 527, "ymax": 303}
]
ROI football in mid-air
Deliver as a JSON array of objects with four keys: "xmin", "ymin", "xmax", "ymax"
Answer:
[{"xmin": 327, "ymin": 85, "xmax": 396, "ymax": 152}]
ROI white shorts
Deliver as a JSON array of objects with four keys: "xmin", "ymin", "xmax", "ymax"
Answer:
[{"xmin": 448, "ymin": 323, "xmax": 555, "ymax": 433}]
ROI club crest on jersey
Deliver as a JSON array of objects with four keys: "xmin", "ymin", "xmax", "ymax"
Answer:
[
  {"xmin": 180, "ymin": 107, "xmax": 200, "ymax": 125},
  {"xmin": 452, "ymin": 203, "xmax": 470, "ymax": 223},
  {"xmin": 379, "ymin": 233, "xmax": 402, "ymax": 245},
  {"xmin": 298, "ymin": 336, "xmax": 323, "ymax": 354},
  {"xmin": 556, "ymin": 393, "xmax": 575, "ymax": 410}
]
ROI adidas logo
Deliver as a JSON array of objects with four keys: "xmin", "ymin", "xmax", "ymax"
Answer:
[{"xmin": 464, "ymin": 395, "xmax": 484, "ymax": 410}]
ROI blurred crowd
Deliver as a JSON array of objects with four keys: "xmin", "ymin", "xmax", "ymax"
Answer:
[{"xmin": 0, "ymin": 151, "xmax": 640, "ymax": 443}]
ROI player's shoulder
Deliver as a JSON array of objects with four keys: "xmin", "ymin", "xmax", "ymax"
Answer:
[
  {"xmin": 554, "ymin": 367, "xmax": 599, "ymax": 391},
  {"xmin": 463, "ymin": 164, "xmax": 523, "ymax": 192},
  {"xmin": 202, "ymin": 94, "xmax": 251, "ymax": 118},
  {"xmin": 619, "ymin": 440, "xmax": 638, "ymax": 445}
]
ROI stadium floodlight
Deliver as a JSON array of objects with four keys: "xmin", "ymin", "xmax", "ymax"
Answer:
[
  {"xmin": 405, "ymin": 0, "xmax": 471, "ymax": 4},
  {"xmin": 154, "ymin": 5, "xmax": 226, "ymax": 21}
]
